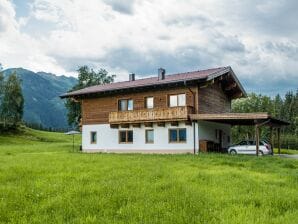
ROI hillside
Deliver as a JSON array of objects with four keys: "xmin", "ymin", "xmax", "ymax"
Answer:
[{"xmin": 2, "ymin": 68, "xmax": 77, "ymax": 129}]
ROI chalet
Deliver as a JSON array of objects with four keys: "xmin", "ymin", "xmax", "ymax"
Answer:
[{"xmin": 61, "ymin": 66, "xmax": 288, "ymax": 154}]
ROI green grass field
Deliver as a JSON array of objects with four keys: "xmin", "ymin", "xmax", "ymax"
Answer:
[{"xmin": 0, "ymin": 127, "xmax": 297, "ymax": 223}]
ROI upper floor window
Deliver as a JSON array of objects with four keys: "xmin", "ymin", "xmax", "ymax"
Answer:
[
  {"xmin": 145, "ymin": 97, "xmax": 154, "ymax": 109},
  {"xmin": 118, "ymin": 99, "xmax": 133, "ymax": 111},
  {"xmin": 90, "ymin": 131, "xmax": 97, "ymax": 144},
  {"xmin": 169, "ymin": 94, "xmax": 186, "ymax": 107}
]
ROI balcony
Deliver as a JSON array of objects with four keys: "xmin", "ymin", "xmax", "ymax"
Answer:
[{"xmin": 109, "ymin": 106, "xmax": 193, "ymax": 124}]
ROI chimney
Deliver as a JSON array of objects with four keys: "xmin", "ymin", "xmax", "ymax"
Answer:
[
  {"xmin": 129, "ymin": 73, "xmax": 135, "ymax": 81},
  {"xmin": 158, "ymin": 68, "xmax": 166, "ymax": 80}
]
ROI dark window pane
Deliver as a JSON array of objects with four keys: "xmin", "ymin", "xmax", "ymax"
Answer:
[
  {"xmin": 127, "ymin": 131, "xmax": 133, "ymax": 142},
  {"xmin": 239, "ymin": 141, "xmax": 247, "ymax": 145},
  {"xmin": 169, "ymin": 129, "xmax": 178, "ymax": 142},
  {"xmin": 119, "ymin": 100, "xmax": 127, "ymax": 111},
  {"xmin": 91, "ymin": 132, "xmax": 97, "ymax": 143},
  {"xmin": 179, "ymin": 129, "xmax": 186, "ymax": 142},
  {"xmin": 119, "ymin": 131, "xmax": 126, "ymax": 143}
]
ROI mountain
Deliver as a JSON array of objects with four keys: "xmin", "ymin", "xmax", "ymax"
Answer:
[{"xmin": 2, "ymin": 68, "xmax": 77, "ymax": 129}]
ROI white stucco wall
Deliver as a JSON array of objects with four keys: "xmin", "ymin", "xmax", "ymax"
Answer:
[
  {"xmin": 197, "ymin": 121, "xmax": 231, "ymax": 150},
  {"xmin": 82, "ymin": 122, "xmax": 199, "ymax": 153}
]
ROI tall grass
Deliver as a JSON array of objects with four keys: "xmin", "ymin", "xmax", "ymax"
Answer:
[{"xmin": 0, "ymin": 128, "xmax": 297, "ymax": 223}]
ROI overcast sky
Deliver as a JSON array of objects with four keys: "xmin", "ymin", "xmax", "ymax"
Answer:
[{"xmin": 0, "ymin": 0, "xmax": 297, "ymax": 95}]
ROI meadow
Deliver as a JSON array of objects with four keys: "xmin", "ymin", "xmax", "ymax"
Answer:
[{"xmin": 0, "ymin": 127, "xmax": 297, "ymax": 223}]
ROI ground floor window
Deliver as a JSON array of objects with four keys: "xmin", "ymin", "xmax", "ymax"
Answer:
[
  {"xmin": 169, "ymin": 128, "xmax": 187, "ymax": 143},
  {"xmin": 119, "ymin": 130, "xmax": 133, "ymax": 143},
  {"xmin": 145, "ymin": 129, "xmax": 154, "ymax": 143},
  {"xmin": 90, "ymin": 131, "xmax": 97, "ymax": 144}
]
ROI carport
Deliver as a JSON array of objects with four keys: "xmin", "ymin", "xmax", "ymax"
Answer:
[{"xmin": 189, "ymin": 113, "xmax": 290, "ymax": 156}]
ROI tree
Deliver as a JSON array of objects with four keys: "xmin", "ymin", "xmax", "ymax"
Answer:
[
  {"xmin": 231, "ymin": 93, "xmax": 274, "ymax": 142},
  {"xmin": 0, "ymin": 72, "xmax": 24, "ymax": 128},
  {"xmin": 65, "ymin": 66, "xmax": 115, "ymax": 127},
  {"xmin": 0, "ymin": 71, "xmax": 4, "ymax": 100},
  {"xmin": 273, "ymin": 94, "xmax": 283, "ymax": 118}
]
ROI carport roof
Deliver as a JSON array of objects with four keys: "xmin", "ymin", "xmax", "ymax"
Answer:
[{"xmin": 189, "ymin": 113, "xmax": 289, "ymax": 126}]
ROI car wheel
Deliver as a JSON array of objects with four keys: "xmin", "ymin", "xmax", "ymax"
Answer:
[
  {"xmin": 259, "ymin": 151, "xmax": 264, "ymax": 156},
  {"xmin": 230, "ymin": 149, "xmax": 237, "ymax": 155}
]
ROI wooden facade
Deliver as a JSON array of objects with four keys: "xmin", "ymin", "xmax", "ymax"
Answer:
[
  {"xmin": 198, "ymin": 80, "xmax": 231, "ymax": 114},
  {"xmin": 81, "ymin": 80, "xmax": 234, "ymax": 126},
  {"xmin": 82, "ymin": 86, "xmax": 198, "ymax": 125}
]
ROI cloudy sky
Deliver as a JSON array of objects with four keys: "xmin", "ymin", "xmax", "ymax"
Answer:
[{"xmin": 0, "ymin": 0, "xmax": 297, "ymax": 95}]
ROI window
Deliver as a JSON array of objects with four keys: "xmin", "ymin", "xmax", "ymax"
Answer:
[
  {"xmin": 239, "ymin": 141, "xmax": 247, "ymax": 145},
  {"xmin": 145, "ymin": 97, "xmax": 154, "ymax": 109},
  {"xmin": 118, "ymin": 99, "xmax": 133, "ymax": 111},
  {"xmin": 169, "ymin": 94, "xmax": 186, "ymax": 107},
  {"xmin": 90, "ymin": 131, "xmax": 97, "ymax": 144},
  {"xmin": 169, "ymin": 128, "xmax": 187, "ymax": 143},
  {"xmin": 145, "ymin": 129, "xmax": 154, "ymax": 143},
  {"xmin": 119, "ymin": 130, "xmax": 133, "ymax": 143}
]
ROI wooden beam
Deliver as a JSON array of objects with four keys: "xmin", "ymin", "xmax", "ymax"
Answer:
[
  {"xmin": 144, "ymin": 122, "xmax": 153, "ymax": 127},
  {"xmin": 185, "ymin": 120, "xmax": 192, "ymax": 126},
  {"xmin": 170, "ymin": 121, "xmax": 179, "ymax": 126},
  {"xmin": 110, "ymin": 124, "xmax": 119, "ymax": 129},
  {"xmin": 132, "ymin": 123, "xmax": 141, "ymax": 128},
  {"xmin": 270, "ymin": 127, "xmax": 274, "ymax": 155},
  {"xmin": 120, "ymin": 123, "xmax": 129, "ymax": 128},
  {"xmin": 231, "ymin": 92, "xmax": 243, "ymax": 99},
  {"xmin": 277, "ymin": 128, "xmax": 281, "ymax": 155},
  {"xmin": 157, "ymin": 122, "xmax": 165, "ymax": 127},
  {"xmin": 224, "ymin": 82, "xmax": 237, "ymax": 91},
  {"xmin": 255, "ymin": 125, "xmax": 259, "ymax": 156}
]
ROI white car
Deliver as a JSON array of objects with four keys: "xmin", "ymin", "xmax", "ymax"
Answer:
[{"xmin": 228, "ymin": 140, "xmax": 272, "ymax": 155}]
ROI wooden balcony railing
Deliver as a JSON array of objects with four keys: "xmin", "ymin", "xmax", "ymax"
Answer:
[{"xmin": 109, "ymin": 106, "xmax": 193, "ymax": 124}]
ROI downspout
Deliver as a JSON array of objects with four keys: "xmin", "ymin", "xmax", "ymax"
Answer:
[{"xmin": 184, "ymin": 80, "xmax": 196, "ymax": 154}]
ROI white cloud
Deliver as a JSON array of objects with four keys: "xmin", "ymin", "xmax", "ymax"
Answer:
[{"xmin": 1, "ymin": 0, "xmax": 297, "ymax": 94}]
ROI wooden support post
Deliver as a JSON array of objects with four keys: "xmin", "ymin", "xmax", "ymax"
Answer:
[
  {"xmin": 255, "ymin": 124, "xmax": 259, "ymax": 156},
  {"xmin": 270, "ymin": 127, "xmax": 274, "ymax": 155},
  {"xmin": 277, "ymin": 128, "xmax": 281, "ymax": 155}
]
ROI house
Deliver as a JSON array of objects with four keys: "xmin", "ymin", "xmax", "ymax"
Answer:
[{"xmin": 60, "ymin": 66, "xmax": 287, "ymax": 154}]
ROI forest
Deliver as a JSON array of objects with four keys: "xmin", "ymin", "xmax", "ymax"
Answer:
[{"xmin": 232, "ymin": 91, "xmax": 298, "ymax": 149}]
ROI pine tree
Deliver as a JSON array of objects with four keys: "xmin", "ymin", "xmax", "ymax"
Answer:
[
  {"xmin": 0, "ymin": 72, "xmax": 24, "ymax": 127},
  {"xmin": 273, "ymin": 94, "xmax": 283, "ymax": 118}
]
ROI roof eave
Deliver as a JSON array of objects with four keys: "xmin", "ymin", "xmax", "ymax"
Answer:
[
  {"xmin": 206, "ymin": 66, "xmax": 247, "ymax": 98},
  {"xmin": 60, "ymin": 77, "xmax": 208, "ymax": 99}
]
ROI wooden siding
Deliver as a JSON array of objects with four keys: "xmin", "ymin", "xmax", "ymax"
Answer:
[
  {"xmin": 198, "ymin": 81, "xmax": 231, "ymax": 113},
  {"xmin": 82, "ymin": 86, "xmax": 197, "ymax": 125}
]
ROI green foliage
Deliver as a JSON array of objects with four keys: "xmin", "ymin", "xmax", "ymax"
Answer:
[
  {"xmin": 0, "ymin": 129, "xmax": 297, "ymax": 223},
  {"xmin": 0, "ymin": 72, "xmax": 24, "ymax": 130},
  {"xmin": 232, "ymin": 91, "xmax": 298, "ymax": 149},
  {"xmin": 0, "ymin": 72, "xmax": 4, "ymax": 102},
  {"xmin": 231, "ymin": 93, "xmax": 274, "ymax": 143},
  {"xmin": 66, "ymin": 66, "xmax": 115, "ymax": 127}
]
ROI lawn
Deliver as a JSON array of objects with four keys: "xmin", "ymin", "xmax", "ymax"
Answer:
[{"xmin": 0, "ymin": 128, "xmax": 297, "ymax": 223}]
